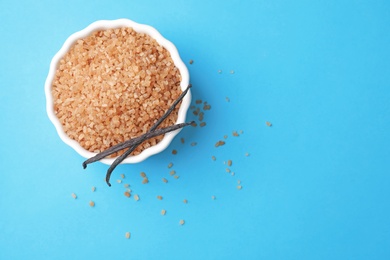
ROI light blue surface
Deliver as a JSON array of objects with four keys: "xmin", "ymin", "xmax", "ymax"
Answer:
[{"xmin": 1, "ymin": 0, "xmax": 390, "ymax": 259}]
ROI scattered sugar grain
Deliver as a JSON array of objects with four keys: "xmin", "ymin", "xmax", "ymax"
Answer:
[
  {"xmin": 157, "ymin": 195, "xmax": 163, "ymax": 200},
  {"xmin": 227, "ymin": 160, "xmax": 232, "ymax": 167},
  {"xmin": 195, "ymin": 99, "xmax": 202, "ymax": 104},
  {"xmin": 226, "ymin": 168, "xmax": 231, "ymax": 173},
  {"xmin": 203, "ymin": 104, "xmax": 211, "ymax": 110},
  {"xmin": 200, "ymin": 122, "xmax": 206, "ymax": 127},
  {"xmin": 170, "ymin": 170, "xmax": 176, "ymax": 176},
  {"xmin": 215, "ymin": 140, "xmax": 225, "ymax": 147},
  {"xmin": 211, "ymin": 195, "xmax": 216, "ymax": 200},
  {"xmin": 91, "ymin": 187, "xmax": 96, "ymax": 192},
  {"xmin": 89, "ymin": 201, "xmax": 95, "ymax": 207},
  {"xmin": 232, "ymin": 131, "xmax": 239, "ymax": 137},
  {"xmin": 223, "ymin": 135, "xmax": 228, "ymax": 139},
  {"xmin": 174, "ymin": 175, "xmax": 180, "ymax": 179},
  {"xmin": 179, "ymin": 220, "xmax": 185, "ymax": 225},
  {"xmin": 266, "ymin": 121, "xmax": 272, "ymax": 127},
  {"xmin": 180, "ymin": 138, "xmax": 185, "ymax": 144},
  {"xmin": 183, "ymin": 199, "xmax": 188, "ymax": 204},
  {"xmin": 125, "ymin": 232, "xmax": 131, "ymax": 239},
  {"xmin": 211, "ymin": 156, "xmax": 216, "ymax": 161},
  {"xmin": 237, "ymin": 185, "xmax": 243, "ymax": 190},
  {"xmin": 162, "ymin": 178, "xmax": 168, "ymax": 183},
  {"xmin": 191, "ymin": 142, "xmax": 197, "ymax": 146},
  {"xmin": 124, "ymin": 183, "xmax": 130, "ymax": 188},
  {"xmin": 134, "ymin": 194, "xmax": 140, "ymax": 201},
  {"xmin": 226, "ymin": 97, "xmax": 230, "ymax": 102},
  {"xmin": 167, "ymin": 162, "xmax": 173, "ymax": 168},
  {"xmin": 189, "ymin": 59, "xmax": 194, "ymax": 65},
  {"xmin": 124, "ymin": 192, "xmax": 131, "ymax": 198},
  {"xmin": 193, "ymin": 108, "xmax": 200, "ymax": 116},
  {"xmin": 142, "ymin": 178, "xmax": 149, "ymax": 184},
  {"xmin": 198, "ymin": 112, "xmax": 204, "ymax": 121},
  {"xmin": 71, "ymin": 193, "xmax": 77, "ymax": 199},
  {"xmin": 117, "ymin": 179, "xmax": 122, "ymax": 184},
  {"xmin": 172, "ymin": 149, "xmax": 177, "ymax": 155},
  {"xmin": 140, "ymin": 172, "xmax": 146, "ymax": 178},
  {"xmin": 161, "ymin": 209, "xmax": 166, "ymax": 216},
  {"xmin": 120, "ymin": 174, "xmax": 125, "ymax": 179}
]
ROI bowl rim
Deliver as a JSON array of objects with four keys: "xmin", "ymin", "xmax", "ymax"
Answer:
[{"xmin": 44, "ymin": 18, "xmax": 191, "ymax": 165}]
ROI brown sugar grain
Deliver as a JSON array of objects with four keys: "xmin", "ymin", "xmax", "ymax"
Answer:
[
  {"xmin": 89, "ymin": 201, "xmax": 95, "ymax": 207},
  {"xmin": 203, "ymin": 104, "xmax": 211, "ymax": 110},
  {"xmin": 52, "ymin": 27, "xmax": 182, "ymax": 156},
  {"xmin": 215, "ymin": 141, "xmax": 225, "ymax": 147},
  {"xmin": 198, "ymin": 112, "xmax": 204, "ymax": 121},
  {"xmin": 125, "ymin": 232, "xmax": 131, "ymax": 239}
]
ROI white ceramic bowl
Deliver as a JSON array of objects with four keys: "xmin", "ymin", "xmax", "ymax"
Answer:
[{"xmin": 45, "ymin": 19, "xmax": 191, "ymax": 165}]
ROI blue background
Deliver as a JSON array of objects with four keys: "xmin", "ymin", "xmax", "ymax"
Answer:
[{"xmin": 1, "ymin": 0, "xmax": 390, "ymax": 259}]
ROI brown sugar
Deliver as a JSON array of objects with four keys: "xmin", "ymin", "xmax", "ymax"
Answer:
[{"xmin": 52, "ymin": 27, "xmax": 182, "ymax": 156}]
